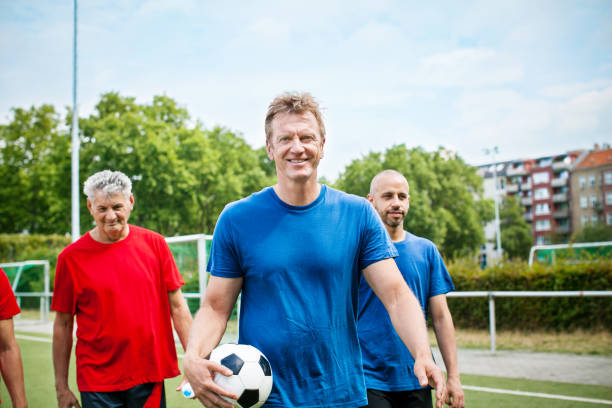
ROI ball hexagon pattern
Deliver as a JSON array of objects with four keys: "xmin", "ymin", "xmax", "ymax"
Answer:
[{"xmin": 211, "ymin": 343, "xmax": 273, "ymax": 408}]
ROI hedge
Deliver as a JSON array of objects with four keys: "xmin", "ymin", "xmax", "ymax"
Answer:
[
  {"xmin": 446, "ymin": 258, "xmax": 612, "ymax": 331},
  {"xmin": 2, "ymin": 234, "xmax": 611, "ymax": 330}
]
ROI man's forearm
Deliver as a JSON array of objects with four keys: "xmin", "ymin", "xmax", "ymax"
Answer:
[
  {"xmin": 52, "ymin": 319, "xmax": 74, "ymax": 390},
  {"xmin": 433, "ymin": 313, "xmax": 460, "ymax": 378},
  {"xmin": 0, "ymin": 341, "xmax": 27, "ymax": 407},
  {"xmin": 169, "ymin": 289, "xmax": 194, "ymax": 352},
  {"xmin": 185, "ymin": 304, "xmax": 229, "ymax": 359},
  {"xmin": 387, "ymin": 287, "xmax": 431, "ymax": 359}
]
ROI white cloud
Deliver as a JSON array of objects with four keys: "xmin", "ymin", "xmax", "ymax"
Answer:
[{"xmin": 410, "ymin": 48, "xmax": 524, "ymax": 88}]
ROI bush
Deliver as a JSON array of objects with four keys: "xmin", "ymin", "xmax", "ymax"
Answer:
[{"xmin": 446, "ymin": 258, "xmax": 612, "ymax": 331}]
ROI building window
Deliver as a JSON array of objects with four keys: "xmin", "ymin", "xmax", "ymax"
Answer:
[
  {"xmin": 608, "ymin": 213, "xmax": 612, "ymax": 225},
  {"xmin": 589, "ymin": 175, "xmax": 596, "ymax": 187},
  {"xmin": 538, "ymin": 158, "xmax": 552, "ymax": 167},
  {"xmin": 582, "ymin": 215, "xmax": 588, "ymax": 225},
  {"xmin": 591, "ymin": 194, "xmax": 598, "ymax": 207},
  {"xmin": 533, "ymin": 171, "xmax": 549, "ymax": 184},
  {"xmin": 580, "ymin": 196, "xmax": 588, "ymax": 209},
  {"xmin": 534, "ymin": 188, "xmax": 550, "ymax": 200},
  {"xmin": 592, "ymin": 215, "xmax": 599, "ymax": 223},
  {"xmin": 605, "ymin": 172, "xmax": 612, "ymax": 185},
  {"xmin": 607, "ymin": 192, "xmax": 612, "ymax": 205},
  {"xmin": 534, "ymin": 203, "xmax": 550, "ymax": 215},
  {"xmin": 535, "ymin": 219, "xmax": 551, "ymax": 231},
  {"xmin": 579, "ymin": 176, "xmax": 586, "ymax": 189}
]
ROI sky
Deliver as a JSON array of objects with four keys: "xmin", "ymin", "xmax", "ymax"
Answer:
[{"xmin": 1, "ymin": 0, "xmax": 611, "ymax": 181}]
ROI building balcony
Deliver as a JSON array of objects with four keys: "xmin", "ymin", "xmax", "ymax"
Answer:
[
  {"xmin": 553, "ymin": 209, "xmax": 569, "ymax": 218},
  {"xmin": 555, "ymin": 225, "xmax": 570, "ymax": 234},
  {"xmin": 521, "ymin": 180, "xmax": 532, "ymax": 190},
  {"xmin": 552, "ymin": 161, "xmax": 570, "ymax": 171},
  {"xmin": 506, "ymin": 183, "xmax": 519, "ymax": 193},
  {"xmin": 552, "ymin": 193, "xmax": 568, "ymax": 202},
  {"xmin": 520, "ymin": 197, "xmax": 533, "ymax": 206},
  {"xmin": 523, "ymin": 212, "xmax": 533, "ymax": 222},
  {"xmin": 551, "ymin": 177, "xmax": 568, "ymax": 187},
  {"xmin": 507, "ymin": 166, "xmax": 528, "ymax": 177}
]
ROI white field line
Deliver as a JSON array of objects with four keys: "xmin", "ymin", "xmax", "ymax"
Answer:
[
  {"xmin": 463, "ymin": 385, "xmax": 612, "ymax": 405},
  {"xmin": 15, "ymin": 336, "xmax": 612, "ymax": 405}
]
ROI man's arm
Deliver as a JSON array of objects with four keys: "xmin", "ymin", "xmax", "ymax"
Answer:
[
  {"xmin": 53, "ymin": 312, "xmax": 81, "ymax": 408},
  {"xmin": 363, "ymin": 258, "xmax": 445, "ymax": 408},
  {"xmin": 0, "ymin": 318, "xmax": 27, "ymax": 408},
  {"xmin": 168, "ymin": 288, "xmax": 193, "ymax": 351},
  {"xmin": 182, "ymin": 275, "xmax": 243, "ymax": 408},
  {"xmin": 430, "ymin": 294, "xmax": 465, "ymax": 408}
]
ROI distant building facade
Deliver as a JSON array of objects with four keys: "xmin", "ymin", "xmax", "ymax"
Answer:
[
  {"xmin": 570, "ymin": 146, "xmax": 612, "ymax": 230},
  {"xmin": 477, "ymin": 149, "xmax": 593, "ymax": 262}
]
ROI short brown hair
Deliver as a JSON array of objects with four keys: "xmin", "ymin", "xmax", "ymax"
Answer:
[{"xmin": 265, "ymin": 92, "xmax": 326, "ymax": 142}]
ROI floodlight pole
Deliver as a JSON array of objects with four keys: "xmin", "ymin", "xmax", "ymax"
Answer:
[
  {"xmin": 71, "ymin": 0, "xmax": 80, "ymax": 242},
  {"xmin": 485, "ymin": 146, "xmax": 503, "ymax": 260}
]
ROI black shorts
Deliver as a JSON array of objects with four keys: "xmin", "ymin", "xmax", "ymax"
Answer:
[
  {"xmin": 80, "ymin": 381, "xmax": 166, "ymax": 408},
  {"xmin": 361, "ymin": 387, "xmax": 432, "ymax": 408}
]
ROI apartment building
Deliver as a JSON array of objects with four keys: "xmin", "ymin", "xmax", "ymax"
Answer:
[
  {"xmin": 570, "ymin": 146, "xmax": 612, "ymax": 229},
  {"xmin": 477, "ymin": 150, "xmax": 584, "ymax": 261}
]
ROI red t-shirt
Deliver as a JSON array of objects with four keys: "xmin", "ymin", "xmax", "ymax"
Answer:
[
  {"xmin": 1, "ymin": 267, "xmax": 21, "ymax": 404},
  {"xmin": 0, "ymin": 267, "xmax": 21, "ymax": 320},
  {"xmin": 51, "ymin": 225, "xmax": 184, "ymax": 391}
]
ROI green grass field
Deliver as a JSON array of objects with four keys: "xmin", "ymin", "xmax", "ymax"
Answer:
[{"xmin": 3, "ymin": 333, "xmax": 612, "ymax": 407}]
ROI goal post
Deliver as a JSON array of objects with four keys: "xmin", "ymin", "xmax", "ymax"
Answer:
[
  {"xmin": 165, "ymin": 234, "xmax": 212, "ymax": 313},
  {"xmin": 0, "ymin": 260, "xmax": 51, "ymax": 321},
  {"xmin": 528, "ymin": 241, "xmax": 612, "ymax": 266}
]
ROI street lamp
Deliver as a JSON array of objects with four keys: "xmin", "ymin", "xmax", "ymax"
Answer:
[{"xmin": 484, "ymin": 146, "xmax": 503, "ymax": 260}]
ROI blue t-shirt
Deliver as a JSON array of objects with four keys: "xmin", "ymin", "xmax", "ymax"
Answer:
[
  {"xmin": 208, "ymin": 185, "xmax": 397, "ymax": 407},
  {"xmin": 357, "ymin": 232, "xmax": 454, "ymax": 392}
]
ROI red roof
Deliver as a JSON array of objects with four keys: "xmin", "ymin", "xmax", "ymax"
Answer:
[{"xmin": 575, "ymin": 149, "xmax": 612, "ymax": 169}]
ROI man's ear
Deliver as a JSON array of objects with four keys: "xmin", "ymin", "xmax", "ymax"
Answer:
[
  {"xmin": 366, "ymin": 194, "xmax": 374, "ymax": 204},
  {"xmin": 266, "ymin": 139, "xmax": 274, "ymax": 161}
]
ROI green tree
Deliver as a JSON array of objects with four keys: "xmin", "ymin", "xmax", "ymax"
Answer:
[
  {"xmin": 336, "ymin": 144, "xmax": 493, "ymax": 258},
  {"xmin": 499, "ymin": 195, "xmax": 533, "ymax": 259},
  {"xmin": 0, "ymin": 105, "xmax": 70, "ymax": 234},
  {"xmin": 572, "ymin": 223, "xmax": 612, "ymax": 243}
]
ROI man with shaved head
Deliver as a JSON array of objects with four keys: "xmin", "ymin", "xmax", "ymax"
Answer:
[{"xmin": 359, "ymin": 170, "xmax": 465, "ymax": 408}]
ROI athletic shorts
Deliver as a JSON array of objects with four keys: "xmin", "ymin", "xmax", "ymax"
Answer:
[
  {"xmin": 361, "ymin": 387, "xmax": 432, "ymax": 408},
  {"xmin": 80, "ymin": 381, "xmax": 166, "ymax": 408}
]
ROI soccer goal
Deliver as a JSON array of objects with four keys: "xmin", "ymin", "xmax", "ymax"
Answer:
[
  {"xmin": 165, "ymin": 234, "xmax": 212, "ymax": 314},
  {"xmin": 528, "ymin": 241, "xmax": 612, "ymax": 266},
  {"xmin": 1, "ymin": 260, "xmax": 51, "ymax": 321}
]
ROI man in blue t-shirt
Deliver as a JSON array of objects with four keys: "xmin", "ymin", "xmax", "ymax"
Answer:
[
  {"xmin": 183, "ymin": 93, "xmax": 446, "ymax": 408},
  {"xmin": 359, "ymin": 170, "xmax": 465, "ymax": 408}
]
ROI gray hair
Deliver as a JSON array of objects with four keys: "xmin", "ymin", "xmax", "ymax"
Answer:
[{"xmin": 83, "ymin": 170, "xmax": 132, "ymax": 202}]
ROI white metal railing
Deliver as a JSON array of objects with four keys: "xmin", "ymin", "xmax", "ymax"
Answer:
[{"xmin": 448, "ymin": 290, "xmax": 612, "ymax": 353}]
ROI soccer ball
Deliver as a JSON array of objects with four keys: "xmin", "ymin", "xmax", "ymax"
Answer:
[{"xmin": 211, "ymin": 343, "xmax": 273, "ymax": 408}]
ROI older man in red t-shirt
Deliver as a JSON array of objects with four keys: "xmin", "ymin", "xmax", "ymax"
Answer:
[
  {"xmin": 0, "ymin": 267, "xmax": 28, "ymax": 407},
  {"xmin": 52, "ymin": 170, "xmax": 193, "ymax": 408}
]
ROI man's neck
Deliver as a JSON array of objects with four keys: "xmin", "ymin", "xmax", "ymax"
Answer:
[
  {"xmin": 273, "ymin": 178, "xmax": 321, "ymax": 206},
  {"xmin": 89, "ymin": 225, "xmax": 130, "ymax": 244},
  {"xmin": 387, "ymin": 227, "xmax": 406, "ymax": 243}
]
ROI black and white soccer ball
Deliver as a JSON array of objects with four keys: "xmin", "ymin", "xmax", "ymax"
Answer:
[{"xmin": 211, "ymin": 343, "xmax": 273, "ymax": 408}]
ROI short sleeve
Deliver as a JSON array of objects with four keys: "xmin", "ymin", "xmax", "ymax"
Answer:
[
  {"xmin": 51, "ymin": 253, "xmax": 76, "ymax": 315},
  {"xmin": 428, "ymin": 244, "xmax": 455, "ymax": 297},
  {"xmin": 207, "ymin": 207, "xmax": 243, "ymax": 278},
  {"xmin": 358, "ymin": 201, "xmax": 398, "ymax": 270},
  {"xmin": 0, "ymin": 268, "xmax": 20, "ymax": 319},
  {"xmin": 159, "ymin": 237, "xmax": 184, "ymax": 291}
]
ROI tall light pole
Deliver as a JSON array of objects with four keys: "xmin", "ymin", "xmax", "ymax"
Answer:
[
  {"xmin": 71, "ymin": 0, "xmax": 79, "ymax": 241},
  {"xmin": 485, "ymin": 146, "xmax": 503, "ymax": 260}
]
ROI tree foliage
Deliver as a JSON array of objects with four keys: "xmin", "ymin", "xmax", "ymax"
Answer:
[
  {"xmin": 499, "ymin": 195, "xmax": 533, "ymax": 259},
  {"xmin": 1, "ymin": 93, "xmax": 275, "ymax": 236},
  {"xmin": 335, "ymin": 145, "xmax": 494, "ymax": 258},
  {"xmin": 571, "ymin": 223, "xmax": 612, "ymax": 243}
]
